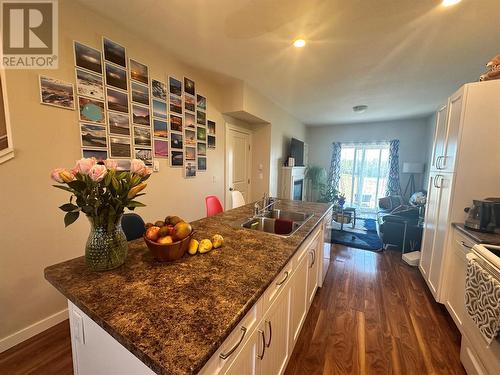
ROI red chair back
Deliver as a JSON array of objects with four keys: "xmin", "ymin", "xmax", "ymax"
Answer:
[{"xmin": 205, "ymin": 195, "xmax": 224, "ymax": 217}]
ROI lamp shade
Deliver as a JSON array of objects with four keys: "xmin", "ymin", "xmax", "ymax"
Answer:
[{"xmin": 402, "ymin": 162, "xmax": 424, "ymax": 174}]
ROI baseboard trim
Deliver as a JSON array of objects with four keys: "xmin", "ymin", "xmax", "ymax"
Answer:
[{"xmin": 0, "ymin": 308, "xmax": 68, "ymax": 353}]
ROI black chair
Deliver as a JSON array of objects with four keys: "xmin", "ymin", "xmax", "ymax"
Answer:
[{"xmin": 121, "ymin": 213, "xmax": 145, "ymax": 241}]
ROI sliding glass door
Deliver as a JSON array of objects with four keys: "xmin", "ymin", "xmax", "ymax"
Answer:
[{"xmin": 339, "ymin": 143, "xmax": 389, "ymax": 210}]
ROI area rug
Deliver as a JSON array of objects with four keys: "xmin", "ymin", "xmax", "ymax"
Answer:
[{"xmin": 331, "ymin": 218, "xmax": 383, "ymax": 252}]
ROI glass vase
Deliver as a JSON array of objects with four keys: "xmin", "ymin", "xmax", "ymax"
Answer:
[{"xmin": 85, "ymin": 215, "xmax": 128, "ymax": 271}]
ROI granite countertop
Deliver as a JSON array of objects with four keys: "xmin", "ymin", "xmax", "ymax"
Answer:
[
  {"xmin": 452, "ymin": 223, "xmax": 500, "ymax": 246},
  {"xmin": 45, "ymin": 199, "xmax": 332, "ymax": 375}
]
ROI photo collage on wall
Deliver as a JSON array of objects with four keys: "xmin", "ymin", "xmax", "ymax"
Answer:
[{"xmin": 41, "ymin": 36, "xmax": 216, "ymax": 176}]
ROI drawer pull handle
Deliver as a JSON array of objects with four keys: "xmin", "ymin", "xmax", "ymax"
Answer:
[
  {"xmin": 309, "ymin": 250, "xmax": 316, "ymax": 268},
  {"xmin": 276, "ymin": 271, "xmax": 289, "ymax": 286},
  {"xmin": 257, "ymin": 329, "xmax": 266, "ymax": 360},
  {"xmin": 265, "ymin": 320, "xmax": 272, "ymax": 347},
  {"xmin": 219, "ymin": 326, "xmax": 247, "ymax": 360},
  {"xmin": 460, "ymin": 241, "xmax": 472, "ymax": 249}
]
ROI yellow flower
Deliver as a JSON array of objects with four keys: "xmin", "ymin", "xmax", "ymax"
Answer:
[
  {"xmin": 128, "ymin": 182, "xmax": 147, "ymax": 198},
  {"xmin": 59, "ymin": 170, "xmax": 76, "ymax": 183}
]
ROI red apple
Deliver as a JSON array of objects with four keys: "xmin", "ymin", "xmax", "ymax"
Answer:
[{"xmin": 145, "ymin": 226, "xmax": 161, "ymax": 241}]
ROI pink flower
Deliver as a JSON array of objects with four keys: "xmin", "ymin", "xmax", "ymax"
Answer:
[
  {"xmin": 74, "ymin": 158, "xmax": 96, "ymax": 175},
  {"xmin": 51, "ymin": 168, "xmax": 65, "ymax": 183},
  {"xmin": 130, "ymin": 159, "xmax": 146, "ymax": 175},
  {"xmin": 142, "ymin": 167, "xmax": 153, "ymax": 176},
  {"xmin": 104, "ymin": 159, "xmax": 118, "ymax": 170},
  {"xmin": 88, "ymin": 164, "xmax": 107, "ymax": 182}
]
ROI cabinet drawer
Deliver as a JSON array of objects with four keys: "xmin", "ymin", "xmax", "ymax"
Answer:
[
  {"xmin": 262, "ymin": 260, "xmax": 293, "ymax": 314},
  {"xmin": 199, "ymin": 301, "xmax": 261, "ymax": 375},
  {"xmin": 453, "ymin": 229, "xmax": 475, "ymax": 256}
]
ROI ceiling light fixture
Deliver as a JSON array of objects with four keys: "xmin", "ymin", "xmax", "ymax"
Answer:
[
  {"xmin": 353, "ymin": 105, "xmax": 368, "ymax": 113},
  {"xmin": 293, "ymin": 39, "xmax": 306, "ymax": 48},
  {"xmin": 442, "ymin": 0, "xmax": 461, "ymax": 7}
]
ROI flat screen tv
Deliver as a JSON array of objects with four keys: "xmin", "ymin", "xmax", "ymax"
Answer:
[{"xmin": 290, "ymin": 138, "xmax": 304, "ymax": 166}]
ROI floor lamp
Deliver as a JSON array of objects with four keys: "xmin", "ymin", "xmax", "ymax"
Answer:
[{"xmin": 402, "ymin": 162, "xmax": 424, "ymax": 199}]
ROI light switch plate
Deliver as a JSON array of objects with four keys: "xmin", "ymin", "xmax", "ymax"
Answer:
[{"xmin": 153, "ymin": 160, "xmax": 160, "ymax": 172}]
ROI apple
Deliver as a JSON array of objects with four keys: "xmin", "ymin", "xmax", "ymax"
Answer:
[
  {"xmin": 145, "ymin": 226, "xmax": 161, "ymax": 241},
  {"xmin": 158, "ymin": 236, "xmax": 173, "ymax": 245}
]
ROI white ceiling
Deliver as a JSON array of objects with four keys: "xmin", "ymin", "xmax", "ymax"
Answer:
[{"xmin": 77, "ymin": 0, "xmax": 500, "ymax": 125}]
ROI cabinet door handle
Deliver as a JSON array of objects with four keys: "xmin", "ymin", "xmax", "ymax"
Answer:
[
  {"xmin": 436, "ymin": 156, "xmax": 442, "ymax": 170},
  {"xmin": 265, "ymin": 320, "xmax": 272, "ymax": 347},
  {"xmin": 309, "ymin": 250, "xmax": 316, "ymax": 268},
  {"xmin": 219, "ymin": 326, "xmax": 247, "ymax": 360},
  {"xmin": 257, "ymin": 329, "xmax": 266, "ymax": 360},
  {"xmin": 276, "ymin": 271, "xmax": 289, "ymax": 286}
]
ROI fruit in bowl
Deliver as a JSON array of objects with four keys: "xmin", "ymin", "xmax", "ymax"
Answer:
[{"xmin": 143, "ymin": 216, "xmax": 193, "ymax": 261}]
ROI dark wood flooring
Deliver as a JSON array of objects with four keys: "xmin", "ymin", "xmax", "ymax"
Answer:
[
  {"xmin": 0, "ymin": 245, "xmax": 465, "ymax": 375},
  {"xmin": 0, "ymin": 320, "xmax": 72, "ymax": 375},
  {"xmin": 285, "ymin": 244, "xmax": 465, "ymax": 375}
]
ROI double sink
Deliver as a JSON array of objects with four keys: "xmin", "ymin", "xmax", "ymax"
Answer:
[{"xmin": 239, "ymin": 208, "xmax": 313, "ymax": 237}]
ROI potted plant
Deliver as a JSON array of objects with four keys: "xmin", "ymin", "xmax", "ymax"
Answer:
[{"xmin": 51, "ymin": 158, "xmax": 152, "ymax": 271}]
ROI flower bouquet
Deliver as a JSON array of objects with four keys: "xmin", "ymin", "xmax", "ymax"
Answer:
[{"xmin": 51, "ymin": 158, "xmax": 152, "ymax": 271}]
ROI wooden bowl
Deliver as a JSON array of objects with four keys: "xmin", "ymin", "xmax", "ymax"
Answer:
[{"xmin": 143, "ymin": 232, "xmax": 193, "ymax": 262}]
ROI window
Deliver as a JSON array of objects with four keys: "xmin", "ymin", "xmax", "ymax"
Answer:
[
  {"xmin": 339, "ymin": 143, "xmax": 389, "ymax": 210},
  {"xmin": 0, "ymin": 69, "xmax": 14, "ymax": 163}
]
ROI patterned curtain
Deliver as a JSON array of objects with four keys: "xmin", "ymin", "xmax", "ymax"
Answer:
[
  {"xmin": 386, "ymin": 139, "xmax": 401, "ymax": 196},
  {"xmin": 327, "ymin": 142, "xmax": 342, "ymax": 190}
]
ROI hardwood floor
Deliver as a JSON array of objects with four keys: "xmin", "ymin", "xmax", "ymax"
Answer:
[
  {"xmin": 0, "ymin": 245, "xmax": 465, "ymax": 375},
  {"xmin": 285, "ymin": 244, "xmax": 466, "ymax": 375},
  {"xmin": 0, "ymin": 320, "xmax": 72, "ymax": 375}
]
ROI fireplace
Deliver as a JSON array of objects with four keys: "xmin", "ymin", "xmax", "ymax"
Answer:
[{"xmin": 293, "ymin": 179, "xmax": 303, "ymax": 201}]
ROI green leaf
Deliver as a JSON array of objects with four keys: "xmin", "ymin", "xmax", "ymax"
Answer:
[
  {"xmin": 68, "ymin": 180, "xmax": 87, "ymax": 191},
  {"xmin": 141, "ymin": 174, "xmax": 151, "ymax": 182},
  {"xmin": 127, "ymin": 201, "xmax": 146, "ymax": 208},
  {"xmin": 59, "ymin": 203, "xmax": 79, "ymax": 212},
  {"xmin": 117, "ymin": 172, "xmax": 127, "ymax": 180},
  {"xmin": 52, "ymin": 185, "xmax": 74, "ymax": 193},
  {"xmin": 104, "ymin": 172, "xmax": 112, "ymax": 187},
  {"xmin": 64, "ymin": 211, "xmax": 80, "ymax": 227},
  {"xmin": 81, "ymin": 205, "xmax": 93, "ymax": 214}
]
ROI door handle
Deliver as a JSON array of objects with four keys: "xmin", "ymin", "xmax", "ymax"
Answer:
[
  {"xmin": 257, "ymin": 329, "xmax": 266, "ymax": 360},
  {"xmin": 229, "ymin": 187, "xmax": 234, "ymax": 191},
  {"xmin": 436, "ymin": 156, "xmax": 442, "ymax": 169},
  {"xmin": 265, "ymin": 320, "xmax": 272, "ymax": 347},
  {"xmin": 219, "ymin": 327, "xmax": 247, "ymax": 360}
]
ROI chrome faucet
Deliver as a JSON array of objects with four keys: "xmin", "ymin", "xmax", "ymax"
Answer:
[{"xmin": 254, "ymin": 193, "xmax": 277, "ymax": 216}]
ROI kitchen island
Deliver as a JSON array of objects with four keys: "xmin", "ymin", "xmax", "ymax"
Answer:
[{"xmin": 45, "ymin": 199, "xmax": 333, "ymax": 375}]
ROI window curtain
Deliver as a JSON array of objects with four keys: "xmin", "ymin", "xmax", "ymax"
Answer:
[
  {"xmin": 386, "ymin": 139, "xmax": 401, "ymax": 196},
  {"xmin": 327, "ymin": 142, "xmax": 342, "ymax": 190}
]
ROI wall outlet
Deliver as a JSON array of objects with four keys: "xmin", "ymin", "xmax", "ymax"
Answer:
[{"xmin": 153, "ymin": 160, "xmax": 160, "ymax": 172}]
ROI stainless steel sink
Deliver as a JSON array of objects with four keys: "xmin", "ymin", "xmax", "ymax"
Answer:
[{"xmin": 239, "ymin": 209, "xmax": 313, "ymax": 237}]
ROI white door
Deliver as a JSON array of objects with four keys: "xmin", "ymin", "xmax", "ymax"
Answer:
[
  {"xmin": 429, "ymin": 173, "xmax": 454, "ymax": 299},
  {"xmin": 442, "ymin": 88, "xmax": 464, "ymax": 173},
  {"xmin": 419, "ymin": 172, "xmax": 441, "ymax": 278},
  {"xmin": 260, "ymin": 287, "xmax": 290, "ymax": 375},
  {"xmin": 226, "ymin": 126, "xmax": 251, "ymax": 209},
  {"xmin": 222, "ymin": 330, "xmax": 260, "ymax": 375},
  {"xmin": 431, "ymin": 105, "xmax": 448, "ymax": 171}
]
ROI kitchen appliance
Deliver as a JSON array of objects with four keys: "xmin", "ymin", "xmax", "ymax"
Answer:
[{"xmin": 464, "ymin": 198, "xmax": 500, "ymax": 233}]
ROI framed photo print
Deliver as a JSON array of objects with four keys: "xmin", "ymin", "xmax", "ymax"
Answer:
[
  {"xmin": 208, "ymin": 134, "xmax": 216, "ymax": 148},
  {"xmin": 74, "ymin": 41, "xmax": 102, "ymax": 74},
  {"xmin": 184, "ymin": 162, "xmax": 196, "ymax": 178},
  {"xmin": 103, "ymin": 37, "xmax": 126, "ymax": 67},
  {"xmin": 131, "ymin": 81, "xmax": 149, "ymax": 105},
  {"xmin": 39, "ymin": 76, "xmax": 75, "ymax": 110},
  {"xmin": 169, "ymin": 76, "xmax": 182, "ymax": 96},
  {"xmin": 82, "ymin": 149, "xmax": 107, "ymax": 161},
  {"xmin": 135, "ymin": 148, "xmax": 153, "ymax": 166},
  {"xmin": 133, "ymin": 126, "xmax": 152, "ymax": 147},
  {"xmin": 197, "ymin": 94, "xmax": 206, "ymax": 111},
  {"xmin": 152, "ymin": 99, "xmax": 168, "ymax": 119},
  {"xmin": 152, "ymin": 79, "xmax": 167, "ymax": 101},
  {"xmin": 184, "ymin": 94, "xmax": 195, "ymax": 112},
  {"xmin": 184, "ymin": 77, "xmax": 195, "ymax": 96},
  {"xmin": 105, "ymin": 63, "xmax": 127, "ymax": 91},
  {"xmin": 109, "ymin": 136, "xmax": 132, "ymax": 158},
  {"xmin": 106, "ymin": 88, "xmax": 129, "ymax": 113},
  {"xmin": 78, "ymin": 97, "xmax": 105, "ymax": 124},
  {"xmin": 132, "ymin": 104, "xmax": 150, "ymax": 126},
  {"xmin": 185, "ymin": 129, "xmax": 196, "ymax": 145},
  {"xmin": 169, "ymin": 94, "xmax": 182, "ymax": 115},
  {"xmin": 207, "ymin": 120, "xmax": 216, "ymax": 135},
  {"xmin": 75, "ymin": 68, "xmax": 104, "ymax": 100},
  {"xmin": 153, "ymin": 119, "xmax": 168, "ymax": 138},
  {"xmin": 185, "ymin": 112, "xmax": 196, "ymax": 128},
  {"xmin": 185, "ymin": 146, "xmax": 196, "ymax": 161},
  {"xmin": 129, "ymin": 59, "xmax": 148, "ymax": 85},
  {"xmin": 197, "ymin": 110, "xmax": 206, "ymax": 125},
  {"xmin": 197, "ymin": 142, "xmax": 206, "ymax": 156},
  {"xmin": 170, "ymin": 114, "xmax": 183, "ymax": 132},
  {"xmin": 170, "ymin": 132, "xmax": 183, "ymax": 150},
  {"xmin": 171, "ymin": 150, "xmax": 184, "ymax": 167},
  {"xmin": 80, "ymin": 123, "xmax": 107, "ymax": 149},
  {"xmin": 197, "ymin": 126, "xmax": 206, "ymax": 141},
  {"xmin": 198, "ymin": 156, "xmax": 207, "ymax": 171},
  {"xmin": 154, "ymin": 139, "xmax": 168, "ymax": 158},
  {"xmin": 108, "ymin": 111, "xmax": 130, "ymax": 136}
]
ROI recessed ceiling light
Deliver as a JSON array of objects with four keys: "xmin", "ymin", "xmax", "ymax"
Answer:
[
  {"xmin": 353, "ymin": 105, "xmax": 368, "ymax": 113},
  {"xmin": 293, "ymin": 39, "xmax": 306, "ymax": 48},
  {"xmin": 442, "ymin": 0, "xmax": 461, "ymax": 7}
]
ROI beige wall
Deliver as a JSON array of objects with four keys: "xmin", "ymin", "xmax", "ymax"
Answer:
[
  {"xmin": 306, "ymin": 117, "xmax": 433, "ymax": 194},
  {"xmin": 0, "ymin": 0, "xmax": 304, "ymax": 345}
]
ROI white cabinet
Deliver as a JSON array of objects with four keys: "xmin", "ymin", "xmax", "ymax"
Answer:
[
  {"xmin": 441, "ymin": 88, "xmax": 464, "ymax": 173},
  {"xmin": 306, "ymin": 242, "xmax": 319, "ymax": 306},
  {"xmin": 260, "ymin": 286, "xmax": 291, "ymax": 375},
  {"xmin": 420, "ymin": 173, "xmax": 440, "ymax": 279},
  {"xmin": 430, "ymin": 104, "xmax": 448, "ymax": 171},
  {"xmin": 222, "ymin": 330, "xmax": 260, "ymax": 375},
  {"xmin": 289, "ymin": 253, "xmax": 308, "ymax": 346}
]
